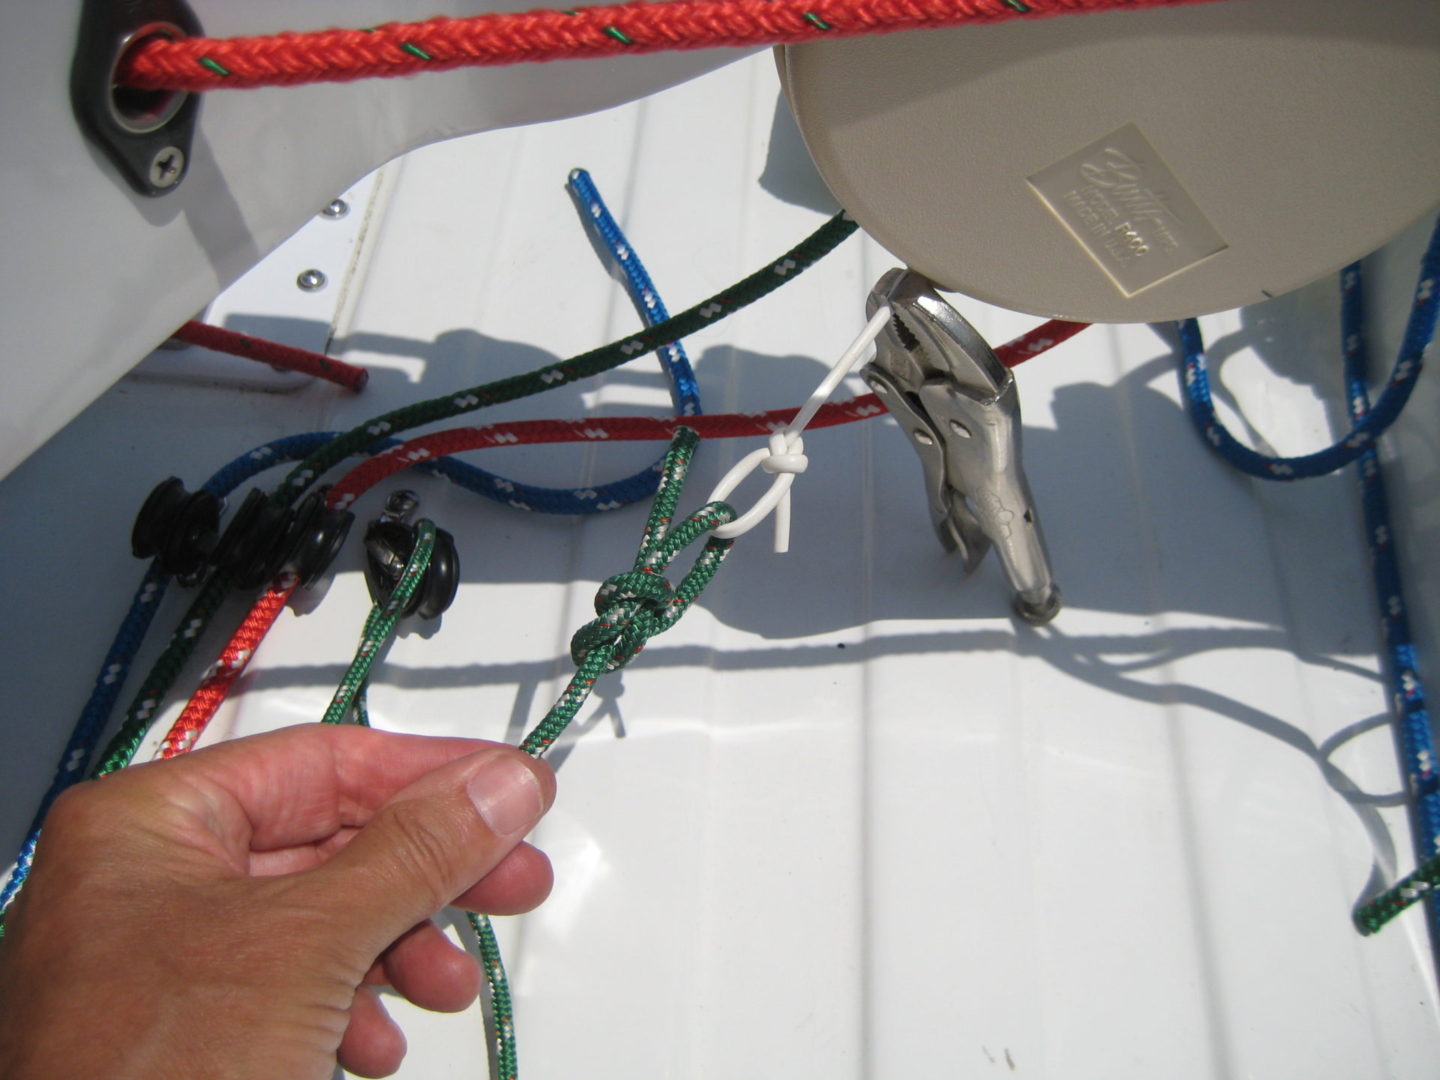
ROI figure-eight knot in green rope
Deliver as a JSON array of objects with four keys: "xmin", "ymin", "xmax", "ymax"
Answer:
[
  {"xmin": 519, "ymin": 427, "xmax": 736, "ymax": 757},
  {"xmin": 486, "ymin": 427, "xmax": 733, "ymax": 1075}
]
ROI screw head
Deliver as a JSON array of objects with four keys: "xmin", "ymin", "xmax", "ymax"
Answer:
[
  {"xmin": 381, "ymin": 490, "xmax": 420, "ymax": 523},
  {"xmin": 948, "ymin": 419, "xmax": 973, "ymax": 439},
  {"xmin": 148, "ymin": 146, "xmax": 185, "ymax": 189},
  {"xmin": 296, "ymin": 269, "xmax": 328, "ymax": 292},
  {"xmin": 321, "ymin": 198, "xmax": 349, "ymax": 219}
]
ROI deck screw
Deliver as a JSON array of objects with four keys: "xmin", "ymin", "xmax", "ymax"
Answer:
[
  {"xmin": 296, "ymin": 269, "xmax": 328, "ymax": 292},
  {"xmin": 321, "ymin": 198, "xmax": 349, "ymax": 219},
  {"xmin": 148, "ymin": 147, "xmax": 185, "ymax": 189}
]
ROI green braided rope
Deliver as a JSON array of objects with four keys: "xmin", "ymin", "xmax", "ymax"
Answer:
[
  {"xmin": 1356, "ymin": 851, "xmax": 1440, "ymax": 934},
  {"xmin": 32, "ymin": 428, "xmax": 733, "ymax": 1070},
  {"xmin": 91, "ymin": 568, "xmax": 237, "ymax": 777},
  {"xmin": 519, "ymin": 647, "xmax": 614, "ymax": 758},
  {"xmin": 464, "ymin": 431, "xmax": 735, "ymax": 1074},
  {"xmin": 87, "ymin": 211, "xmax": 857, "ymax": 778},
  {"xmin": 520, "ymin": 427, "xmax": 736, "ymax": 756},
  {"xmin": 337, "ymin": 612, "xmax": 388, "ymax": 729},
  {"xmin": 307, "ymin": 524, "xmax": 519, "ymax": 1075},
  {"xmin": 321, "ymin": 522, "xmax": 436, "ymax": 726},
  {"xmin": 470, "ymin": 910, "xmax": 518, "ymax": 1080},
  {"xmin": 494, "ymin": 427, "xmax": 734, "ymax": 1075}
]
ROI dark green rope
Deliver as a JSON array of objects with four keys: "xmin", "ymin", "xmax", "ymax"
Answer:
[
  {"xmin": 92, "ymin": 568, "xmax": 237, "ymax": 777},
  {"xmin": 88, "ymin": 211, "xmax": 857, "ymax": 778},
  {"xmin": 321, "ymin": 521, "xmax": 435, "ymax": 726},
  {"xmin": 1356, "ymin": 852, "xmax": 1440, "ymax": 934},
  {"xmin": 272, "ymin": 211, "xmax": 857, "ymax": 499}
]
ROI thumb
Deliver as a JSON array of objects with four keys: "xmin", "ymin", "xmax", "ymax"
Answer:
[{"xmin": 300, "ymin": 746, "xmax": 554, "ymax": 958}]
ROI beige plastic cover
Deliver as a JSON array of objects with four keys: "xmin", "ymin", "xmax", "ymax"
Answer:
[{"xmin": 781, "ymin": 0, "xmax": 1440, "ymax": 322}]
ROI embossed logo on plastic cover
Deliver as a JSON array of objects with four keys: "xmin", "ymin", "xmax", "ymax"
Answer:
[{"xmin": 1028, "ymin": 124, "xmax": 1227, "ymax": 297}]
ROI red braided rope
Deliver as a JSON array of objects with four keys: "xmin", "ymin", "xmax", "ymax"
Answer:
[
  {"xmin": 118, "ymin": 0, "xmax": 1220, "ymax": 92},
  {"xmin": 154, "ymin": 315, "xmax": 1086, "ymax": 752},
  {"xmin": 329, "ymin": 400, "xmax": 874, "ymax": 504},
  {"xmin": 172, "ymin": 322, "xmax": 369, "ymax": 393},
  {"xmin": 328, "ymin": 316, "xmax": 1087, "ymax": 502},
  {"xmin": 159, "ymin": 575, "xmax": 298, "ymax": 758},
  {"xmin": 997, "ymin": 317, "xmax": 1087, "ymax": 367}
]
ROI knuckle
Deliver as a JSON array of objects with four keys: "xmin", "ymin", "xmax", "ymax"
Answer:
[
  {"xmin": 42, "ymin": 781, "xmax": 111, "ymax": 837},
  {"xmin": 376, "ymin": 799, "xmax": 463, "ymax": 910}
]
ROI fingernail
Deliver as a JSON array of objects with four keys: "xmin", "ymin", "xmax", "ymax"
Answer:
[{"xmin": 467, "ymin": 753, "xmax": 545, "ymax": 837}]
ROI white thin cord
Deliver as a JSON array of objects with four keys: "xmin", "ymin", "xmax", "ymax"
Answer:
[{"xmin": 708, "ymin": 304, "xmax": 892, "ymax": 550}]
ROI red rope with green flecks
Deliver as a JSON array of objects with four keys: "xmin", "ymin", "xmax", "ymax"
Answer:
[
  {"xmin": 327, "ymin": 319, "xmax": 1087, "ymax": 506},
  {"xmin": 117, "ymin": 0, "xmax": 1224, "ymax": 92}
]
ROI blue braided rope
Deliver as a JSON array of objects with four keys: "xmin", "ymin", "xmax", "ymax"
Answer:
[
  {"xmin": 1342, "ymin": 259, "xmax": 1440, "ymax": 944},
  {"xmin": 391, "ymin": 167, "xmax": 704, "ymax": 517},
  {"xmin": 568, "ymin": 167, "xmax": 701, "ymax": 416},
  {"xmin": 0, "ymin": 562, "xmax": 168, "ymax": 916},
  {"xmin": 3, "ymin": 169, "xmax": 693, "ymax": 908},
  {"xmin": 0, "ymin": 404, "xmax": 690, "ymax": 913},
  {"xmin": 0, "ymin": 432, "xmax": 334, "ymax": 914},
  {"xmin": 202, "ymin": 433, "xmax": 337, "ymax": 497},
  {"xmin": 1178, "ymin": 217, "xmax": 1440, "ymax": 480},
  {"xmin": 421, "ymin": 453, "xmax": 662, "ymax": 513}
]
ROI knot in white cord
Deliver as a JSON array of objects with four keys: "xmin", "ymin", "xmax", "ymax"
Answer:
[
  {"xmin": 759, "ymin": 432, "xmax": 809, "ymax": 478},
  {"xmin": 704, "ymin": 304, "xmax": 892, "ymax": 553},
  {"xmin": 708, "ymin": 433, "xmax": 806, "ymax": 550}
]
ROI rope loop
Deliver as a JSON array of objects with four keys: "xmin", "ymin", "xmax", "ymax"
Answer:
[
  {"xmin": 564, "ymin": 428, "xmax": 736, "ymax": 673},
  {"xmin": 568, "ymin": 513, "xmax": 733, "ymax": 671},
  {"xmin": 708, "ymin": 433, "xmax": 807, "ymax": 545},
  {"xmin": 593, "ymin": 569, "xmax": 673, "ymax": 615},
  {"xmin": 1177, "ymin": 216, "xmax": 1440, "ymax": 481}
]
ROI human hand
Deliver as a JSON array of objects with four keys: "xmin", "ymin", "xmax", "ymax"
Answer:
[{"xmin": 0, "ymin": 724, "xmax": 555, "ymax": 1079}]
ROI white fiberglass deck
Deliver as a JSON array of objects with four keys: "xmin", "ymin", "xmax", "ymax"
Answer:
[{"xmin": 2, "ymin": 53, "xmax": 1438, "ymax": 1079}]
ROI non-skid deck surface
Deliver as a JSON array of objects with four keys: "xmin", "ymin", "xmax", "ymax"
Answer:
[{"xmin": 2, "ymin": 54, "xmax": 1437, "ymax": 1079}]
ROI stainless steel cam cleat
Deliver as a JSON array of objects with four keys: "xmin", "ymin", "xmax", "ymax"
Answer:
[{"xmin": 864, "ymin": 268, "xmax": 1061, "ymax": 624}]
